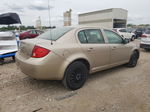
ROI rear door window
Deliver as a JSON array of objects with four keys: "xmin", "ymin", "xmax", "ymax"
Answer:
[{"xmin": 78, "ymin": 29, "xmax": 105, "ymax": 44}]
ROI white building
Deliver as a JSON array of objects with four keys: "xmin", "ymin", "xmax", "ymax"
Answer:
[
  {"xmin": 64, "ymin": 9, "xmax": 72, "ymax": 26},
  {"xmin": 78, "ymin": 8, "xmax": 128, "ymax": 29},
  {"xmin": 35, "ymin": 16, "xmax": 42, "ymax": 30}
]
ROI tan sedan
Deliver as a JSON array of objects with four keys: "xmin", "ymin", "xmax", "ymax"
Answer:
[{"xmin": 16, "ymin": 26, "xmax": 140, "ymax": 90}]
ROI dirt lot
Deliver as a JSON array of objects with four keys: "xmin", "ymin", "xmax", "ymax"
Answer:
[{"xmin": 0, "ymin": 41, "xmax": 150, "ymax": 112}]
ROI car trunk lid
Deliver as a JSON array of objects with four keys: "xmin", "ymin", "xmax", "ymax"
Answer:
[
  {"xmin": 19, "ymin": 38, "xmax": 54, "ymax": 59},
  {"xmin": 141, "ymin": 37, "xmax": 150, "ymax": 43}
]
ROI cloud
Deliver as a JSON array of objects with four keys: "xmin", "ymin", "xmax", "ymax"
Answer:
[
  {"xmin": 6, "ymin": 4, "xmax": 24, "ymax": 12},
  {"xmin": 0, "ymin": 0, "xmax": 149, "ymax": 26},
  {"xmin": 128, "ymin": 15, "xmax": 143, "ymax": 21},
  {"xmin": 28, "ymin": 5, "xmax": 49, "ymax": 11},
  {"xmin": 27, "ymin": 0, "xmax": 54, "ymax": 11},
  {"xmin": 128, "ymin": 15, "xmax": 145, "ymax": 24}
]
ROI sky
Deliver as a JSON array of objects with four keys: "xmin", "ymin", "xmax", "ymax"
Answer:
[{"xmin": 0, "ymin": 0, "xmax": 150, "ymax": 26}]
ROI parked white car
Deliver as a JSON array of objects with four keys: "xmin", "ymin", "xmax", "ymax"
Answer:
[
  {"xmin": 113, "ymin": 28, "xmax": 135, "ymax": 41},
  {"xmin": 140, "ymin": 30, "xmax": 150, "ymax": 50},
  {"xmin": 0, "ymin": 32, "xmax": 18, "ymax": 64},
  {"xmin": 141, "ymin": 30, "xmax": 150, "ymax": 38}
]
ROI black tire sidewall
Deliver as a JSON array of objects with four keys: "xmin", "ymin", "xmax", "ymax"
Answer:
[
  {"xmin": 0, "ymin": 59, "xmax": 4, "ymax": 65},
  {"xmin": 128, "ymin": 51, "xmax": 138, "ymax": 67},
  {"xmin": 131, "ymin": 36, "xmax": 135, "ymax": 41},
  {"xmin": 63, "ymin": 61, "xmax": 88, "ymax": 90}
]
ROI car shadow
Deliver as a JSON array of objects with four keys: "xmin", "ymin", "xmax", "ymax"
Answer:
[
  {"xmin": 21, "ymin": 76, "xmax": 67, "ymax": 91},
  {"xmin": 0, "ymin": 58, "xmax": 15, "ymax": 65},
  {"xmin": 87, "ymin": 65, "xmax": 126, "ymax": 83},
  {"xmin": 140, "ymin": 48, "xmax": 150, "ymax": 52},
  {"xmin": 20, "ymin": 64, "xmax": 127, "ymax": 93}
]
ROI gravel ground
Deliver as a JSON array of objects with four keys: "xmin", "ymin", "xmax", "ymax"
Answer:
[{"xmin": 0, "ymin": 40, "xmax": 150, "ymax": 112}]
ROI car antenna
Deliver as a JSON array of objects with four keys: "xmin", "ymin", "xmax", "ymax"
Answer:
[{"xmin": 48, "ymin": 0, "xmax": 53, "ymax": 45}]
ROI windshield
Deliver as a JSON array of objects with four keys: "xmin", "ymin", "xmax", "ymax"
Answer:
[
  {"xmin": 37, "ymin": 27, "xmax": 74, "ymax": 41},
  {"xmin": 126, "ymin": 28, "xmax": 135, "ymax": 33},
  {"xmin": 119, "ymin": 29, "xmax": 127, "ymax": 32}
]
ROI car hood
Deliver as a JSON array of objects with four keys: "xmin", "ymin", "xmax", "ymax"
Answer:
[{"xmin": 119, "ymin": 32, "xmax": 132, "ymax": 38}]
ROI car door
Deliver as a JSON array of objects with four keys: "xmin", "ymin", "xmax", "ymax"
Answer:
[
  {"xmin": 103, "ymin": 29, "xmax": 132, "ymax": 65},
  {"xmin": 78, "ymin": 29, "xmax": 110, "ymax": 72}
]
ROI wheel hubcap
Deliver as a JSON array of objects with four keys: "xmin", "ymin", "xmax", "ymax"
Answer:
[
  {"xmin": 132, "ymin": 53, "xmax": 138, "ymax": 65},
  {"xmin": 70, "ymin": 69, "xmax": 84, "ymax": 84},
  {"xmin": 76, "ymin": 74, "xmax": 82, "ymax": 81}
]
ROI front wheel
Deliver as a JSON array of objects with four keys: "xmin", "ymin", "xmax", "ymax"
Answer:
[
  {"xmin": 12, "ymin": 56, "xmax": 15, "ymax": 61},
  {"xmin": 144, "ymin": 48, "xmax": 150, "ymax": 51},
  {"xmin": 63, "ymin": 61, "xmax": 88, "ymax": 90},
  {"xmin": 126, "ymin": 51, "xmax": 139, "ymax": 67}
]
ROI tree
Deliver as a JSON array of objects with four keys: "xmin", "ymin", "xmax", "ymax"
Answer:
[
  {"xmin": 0, "ymin": 25, "xmax": 35, "ymax": 31},
  {"xmin": 127, "ymin": 24, "xmax": 136, "ymax": 27}
]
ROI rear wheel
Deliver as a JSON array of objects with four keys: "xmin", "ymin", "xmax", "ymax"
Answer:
[
  {"xmin": 127, "ymin": 51, "xmax": 139, "ymax": 67},
  {"xmin": 0, "ymin": 58, "xmax": 4, "ymax": 65},
  {"xmin": 12, "ymin": 56, "xmax": 15, "ymax": 61},
  {"xmin": 63, "ymin": 61, "xmax": 88, "ymax": 90}
]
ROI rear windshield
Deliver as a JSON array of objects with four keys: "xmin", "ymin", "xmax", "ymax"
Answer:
[{"xmin": 37, "ymin": 27, "xmax": 74, "ymax": 41}]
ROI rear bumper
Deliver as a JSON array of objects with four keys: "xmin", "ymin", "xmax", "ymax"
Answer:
[
  {"xmin": 140, "ymin": 43, "xmax": 150, "ymax": 49},
  {"xmin": 16, "ymin": 52, "xmax": 67, "ymax": 80}
]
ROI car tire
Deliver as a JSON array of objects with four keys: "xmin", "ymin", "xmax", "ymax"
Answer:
[
  {"xmin": 12, "ymin": 56, "xmax": 15, "ymax": 61},
  {"xmin": 131, "ymin": 36, "xmax": 135, "ymax": 41},
  {"xmin": 62, "ymin": 61, "xmax": 88, "ymax": 90},
  {"xmin": 25, "ymin": 37, "xmax": 29, "ymax": 39},
  {"xmin": 0, "ymin": 58, "xmax": 4, "ymax": 65},
  {"xmin": 144, "ymin": 48, "xmax": 150, "ymax": 51},
  {"xmin": 126, "ymin": 51, "xmax": 139, "ymax": 67}
]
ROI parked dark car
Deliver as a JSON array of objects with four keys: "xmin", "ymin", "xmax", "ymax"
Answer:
[
  {"xmin": 134, "ymin": 28, "xmax": 146, "ymax": 38},
  {"xmin": 19, "ymin": 30, "xmax": 44, "ymax": 40}
]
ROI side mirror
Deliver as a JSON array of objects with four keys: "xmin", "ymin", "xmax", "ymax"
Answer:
[{"xmin": 123, "ymin": 38, "xmax": 130, "ymax": 44}]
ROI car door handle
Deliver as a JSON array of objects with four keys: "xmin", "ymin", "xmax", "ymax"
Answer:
[
  {"xmin": 87, "ymin": 48, "xmax": 93, "ymax": 52},
  {"xmin": 112, "ymin": 46, "xmax": 117, "ymax": 50}
]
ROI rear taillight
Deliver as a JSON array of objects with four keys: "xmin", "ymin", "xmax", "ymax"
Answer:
[
  {"xmin": 32, "ymin": 46, "xmax": 50, "ymax": 58},
  {"xmin": 141, "ymin": 34, "xmax": 147, "ymax": 38}
]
